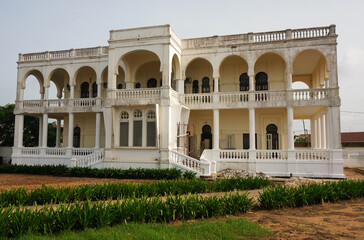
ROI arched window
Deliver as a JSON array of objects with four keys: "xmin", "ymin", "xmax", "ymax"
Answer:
[
  {"xmin": 239, "ymin": 73, "xmax": 249, "ymax": 91},
  {"xmin": 92, "ymin": 82, "xmax": 98, "ymax": 98},
  {"xmin": 192, "ymin": 80, "xmax": 199, "ymax": 93},
  {"xmin": 119, "ymin": 111, "xmax": 129, "ymax": 147},
  {"xmin": 73, "ymin": 126, "xmax": 81, "ymax": 148},
  {"xmin": 147, "ymin": 78, "xmax": 157, "ymax": 88},
  {"xmin": 135, "ymin": 83, "xmax": 141, "ymax": 88},
  {"xmin": 117, "ymin": 83, "xmax": 123, "ymax": 89},
  {"xmin": 202, "ymin": 77, "xmax": 210, "ymax": 93},
  {"xmin": 80, "ymin": 82, "xmax": 89, "ymax": 98},
  {"xmin": 255, "ymin": 72, "xmax": 268, "ymax": 91},
  {"xmin": 147, "ymin": 110, "xmax": 156, "ymax": 147},
  {"xmin": 133, "ymin": 110, "xmax": 143, "ymax": 146},
  {"xmin": 266, "ymin": 124, "xmax": 279, "ymax": 150}
]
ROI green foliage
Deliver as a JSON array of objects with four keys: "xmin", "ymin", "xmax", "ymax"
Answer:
[
  {"xmin": 17, "ymin": 218, "xmax": 272, "ymax": 240},
  {"xmin": 258, "ymin": 180, "xmax": 364, "ymax": 210},
  {"xmin": 183, "ymin": 170, "xmax": 196, "ymax": 179},
  {"xmin": 0, "ymin": 164, "xmax": 183, "ymax": 179},
  {"xmin": 0, "ymin": 192, "xmax": 254, "ymax": 238},
  {"xmin": 0, "ymin": 177, "xmax": 272, "ymax": 207},
  {"xmin": 0, "ymin": 104, "xmax": 15, "ymax": 146}
]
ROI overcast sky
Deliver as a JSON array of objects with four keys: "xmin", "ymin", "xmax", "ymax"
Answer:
[{"xmin": 0, "ymin": 0, "xmax": 363, "ymax": 132}]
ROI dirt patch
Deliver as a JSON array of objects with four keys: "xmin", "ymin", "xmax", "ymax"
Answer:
[
  {"xmin": 0, "ymin": 173, "xmax": 152, "ymax": 190},
  {"xmin": 245, "ymin": 198, "xmax": 364, "ymax": 240}
]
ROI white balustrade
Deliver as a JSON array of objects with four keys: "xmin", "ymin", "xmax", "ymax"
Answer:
[
  {"xmin": 292, "ymin": 89, "xmax": 328, "ymax": 101},
  {"xmin": 22, "ymin": 100, "xmax": 43, "ymax": 109},
  {"xmin": 183, "ymin": 93, "xmax": 212, "ymax": 105},
  {"xmin": 72, "ymin": 148, "xmax": 95, "ymax": 156},
  {"xmin": 74, "ymin": 47, "xmax": 99, "ymax": 57},
  {"xmin": 21, "ymin": 147, "xmax": 40, "ymax": 155},
  {"xmin": 253, "ymin": 30, "xmax": 286, "ymax": 42},
  {"xmin": 50, "ymin": 50, "xmax": 70, "ymax": 59},
  {"xmin": 169, "ymin": 150, "xmax": 211, "ymax": 176},
  {"xmin": 73, "ymin": 98, "xmax": 97, "ymax": 107},
  {"xmin": 21, "ymin": 52, "xmax": 47, "ymax": 61},
  {"xmin": 295, "ymin": 150, "xmax": 329, "ymax": 160},
  {"xmin": 219, "ymin": 92, "xmax": 249, "ymax": 103},
  {"xmin": 292, "ymin": 27, "xmax": 330, "ymax": 39},
  {"xmin": 46, "ymin": 148, "xmax": 66, "ymax": 156},
  {"xmin": 72, "ymin": 149, "xmax": 104, "ymax": 167},
  {"xmin": 219, "ymin": 150, "xmax": 249, "ymax": 160},
  {"xmin": 115, "ymin": 89, "xmax": 160, "ymax": 100},
  {"xmin": 256, "ymin": 150, "xmax": 288, "ymax": 160},
  {"xmin": 48, "ymin": 99, "xmax": 66, "ymax": 107}
]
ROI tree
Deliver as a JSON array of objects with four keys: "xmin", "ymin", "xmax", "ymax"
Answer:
[{"xmin": 0, "ymin": 104, "xmax": 56, "ymax": 147}]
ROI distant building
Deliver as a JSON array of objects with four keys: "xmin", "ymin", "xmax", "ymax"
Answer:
[{"xmin": 12, "ymin": 24, "xmax": 344, "ymax": 178}]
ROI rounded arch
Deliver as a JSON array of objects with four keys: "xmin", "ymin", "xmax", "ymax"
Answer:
[
  {"xmin": 254, "ymin": 51, "xmax": 287, "ymax": 68},
  {"xmin": 185, "ymin": 58, "xmax": 213, "ymax": 94},
  {"xmin": 184, "ymin": 57, "xmax": 213, "ymax": 74},
  {"xmin": 171, "ymin": 54, "xmax": 181, "ymax": 80},
  {"xmin": 292, "ymin": 81, "xmax": 310, "ymax": 89},
  {"xmin": 292, "ymin": 49, "xmax": 328, "ymax": 89},
  {"xmin": 218, "ymin": 54, "xmax": 248, "ymax": 74},
  {"xmin": 134, "ymin": 61, "xmax": 161, "ymax": 88},
  {"xmin": 73, "ymin": 66, "xmax": 97, "ymax": 98},
  {"xmin": 48, "ymin": 68, "xmax": 70, "ymax": 99},
  {"xmin": 22, "ymin": 69, "xmax": 44, "ymax": 90},
  {"xmin": 254, "ymin": 52, "xmax": 287, "ymax": 91},
  {"xmin": 219, "ymin": 55, "xmax": 249, "ymax": 92}
]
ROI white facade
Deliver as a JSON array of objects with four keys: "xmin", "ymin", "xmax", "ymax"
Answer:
[{"xmin": 12, "ymin": 24, "xmax": 344, "ymax": 178}]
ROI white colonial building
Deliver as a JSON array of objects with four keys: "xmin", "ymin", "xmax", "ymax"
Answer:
[{"xmin": 12, "ymin": 24, "xmax": 344, "ymax": 178}]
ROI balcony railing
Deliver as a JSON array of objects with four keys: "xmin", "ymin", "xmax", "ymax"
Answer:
[
  {"xmin": 18, "ymin": 98, "xmax": 102, "ymax": 112},
  {"xmin": 19, "ymin": 46, "xmax": 109, "ymax": 62}
]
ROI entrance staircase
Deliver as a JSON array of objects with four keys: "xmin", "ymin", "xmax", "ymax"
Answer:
[
  {"xmin": 70, "ymin": 149, "xmax": 105, "ymax": 168},
  {"xmin": 169, "ymin": 150, "xmax": 211, "ymax": 176}
]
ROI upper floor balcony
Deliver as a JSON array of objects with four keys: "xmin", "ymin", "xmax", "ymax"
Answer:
[{"xmin": 14, "ymin": 87, "xmax": 338, "ymax": 114}]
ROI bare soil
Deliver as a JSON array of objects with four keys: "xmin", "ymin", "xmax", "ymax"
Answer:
[{"xmin": 0, "ymin": 167, "xmax": 363, "ymax": 239}]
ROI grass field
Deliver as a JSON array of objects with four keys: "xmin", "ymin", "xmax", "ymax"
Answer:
[{"xmin": 17, "ymin": 217, "xmax": 272, "ymax": 240}]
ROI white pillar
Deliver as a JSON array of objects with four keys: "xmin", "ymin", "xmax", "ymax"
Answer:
[
  {"xmin": 70, "ymin": 86, "xmax": 75, "ymax": 99},
  {"xmin": 42, "ymin": 113, "xmax": 48, "ymax": 148},
  {"xmin": 68, "ymin": 113, "xmax": 74, "ymax": 148},
  {"xmin": 214, "ymin": 78, "xmax": 219, "ymax": 93},
  {"xmin": 327, "ymin": 107, "xmax": 341, "ymax": 149},
  {"xmin": 325, "ymin": 109, "xmax": 331, "ymax": 149},
  {"xmin": 128, "ymin": 115, "xmax": 134, "ymax": 147},
  {"xmin": 160, "ymin": 105, "xmax": 171, "ymax": 149},
  {"xmin": 97, "ymin": 83, "xmax": 102, "ymax": 98},
  {"xmin": 38, "ymin": 116, "xmax": 43, "ymax": 146},
  {"xmin": 104, "ymin": 108, "xmax": 113, "ymax": 149},
  {"xmin": 95, "ymin": 113, "xmax": 101, "ymax": 149},
  {"xmin": 17, "ymin": 115, "xmax": 24, "ymax": 148},
  {"xmin": 176, "ymin": 79, "xmax": 184, "ymax": 94},
  {"xmin": 321, "ymin": 113, "xmax": 326, "ymax": 149},
  {"xmin": 249, "ymin": 74, "xmax": 254, "ymax": 91},
  {"xmin": 56, "ymin": 119, "xmax": 61, "ymax": 147},
  {"xmin": 311, "ymin": 118, "xmax": 315, "ymax": 149},
  {"xmin": 287, "ymin": 107, "xmax": 294, "ymax": 150},
  {"xmin": 249, "ymin": 108, "xmax": 256, "ymax": 150},
  {"xmin": 126, "ymin": 82, "xmax": 134, "ymax": 90},
  {"xmin": 317, "ymin": 115, "xmax": 322, "ymax": 149},
  {"xmin": 314, "ymin": 118, "xmax": 319, "ymax": 149},
  {"xmin": 287, "ymin": 71, "xmax": 292, "ymax": 90},
  {"xmin": 213, "ymin": 109, "xmax": 219, "ymax": 149}
]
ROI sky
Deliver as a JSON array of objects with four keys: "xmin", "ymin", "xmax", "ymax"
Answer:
[{"xmin": 0, "ymin": 0, "xmax": 363, "ymax": 133}]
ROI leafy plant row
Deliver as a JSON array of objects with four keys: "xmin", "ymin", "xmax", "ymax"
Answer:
[
  {"xmin": 258, "ymin": 179, "xmax": 364, "ymax": 209},
  {"xmin": 0, "ymin": 192, "xmax": 253, "ymax": 238},
  {"xmin": 0, "ymin": 177, "xmax": 272, "ymax": 207},
  {"xmin": 0, "ymin": 164, "xmax": 186, "ymax": 180}
]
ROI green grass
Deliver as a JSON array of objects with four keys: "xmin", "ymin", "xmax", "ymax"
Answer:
[{"xmin": 17, "ymin": 217, "xmax": 272, "ymax": 240}]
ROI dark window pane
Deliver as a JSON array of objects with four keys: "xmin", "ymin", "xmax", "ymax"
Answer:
[
  {"xmin": 133, "ymin": 120, "xmax": 142, "ymax": 146},
  {"xmin": 147, "ymin": 122, "xmax": 156, "ymax": 146},
  {"xmin": 120, "ymin": 122, "xmax": 129, "ymax": 146}
]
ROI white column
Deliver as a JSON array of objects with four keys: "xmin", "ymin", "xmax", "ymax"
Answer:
[
  {"xmin": 325, "ymin": 109, "xmax": 332, "ymax": 149},
  {"xmin": 160, "ymin": 105, "xmax": 171, "ymax": 149},
  {"xmin": 311, "ymin": 118, "xmax": 315, "ymax": 149},
  {"xmin": 42, "ymin": 113, "xmax": 48, "ymax": 148},
  {"xmin": 17, "ymin": 115, "xmax": 24, "ymax": 148},
  {"xmin": 321, "ymin": 113, "xmax": 326, "ymax": 149},
  {"xmin": 314, "ymin": 118, "xmax": 319, "ymax": 149},
  {"xmin": 104, "ymin": 108, "xmax": 113, "ymax": 149},
  {"xmin": 249, "ymin": 108, "xmax": 255, "ymax": 150},
  {"xmin": 68, "ymin": 113, "xmax": 74, "ymax": 148},
  {"xmin": 97, "ymin": 83, "xmax": 102, "ymax": 98},
  {"xmin": 327, "ymin": 107, "xmax": 341, "ymax": 149},
  {"xmin": 95, "ymin": 113, "xmax": 101, "ymax": 149},
  {"xmin": 56, "ymin": 119, "xmax": 61, "ymax": 147},
  {"xmin": 287, "ymin": 107, "xmax": 294, "ymax": 150},
  {"xmin": 214, "ymin": 78, "xmax": 219, "ymax": 93},
  {"xmin": 70, "ymin": 86, "xmax": 75, "ymax": 99},
  {"xmin": 38, "ymin": 116, "xmax": 43, "ymax": 146},
  {"xmin": 213, "ymin": 109, "xmax": 219, "ymax": 149},
  {"xmin": 126, "ymin": 82, "xmax": 134, "ymax": 90},
  {"xmin": 176, "ymin": 79, "xmax": 184, "ymax": 94},
  {"xmin": 249, "ymin": 74, "xmax": 254, "ymax": 91},
  {"xmin": 317, "ymin": 115, "xmax": 322, "ymax": 149},
  {"xmin": 287, "ymin": 71, "xmax": 292, "ymax": 90}
]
